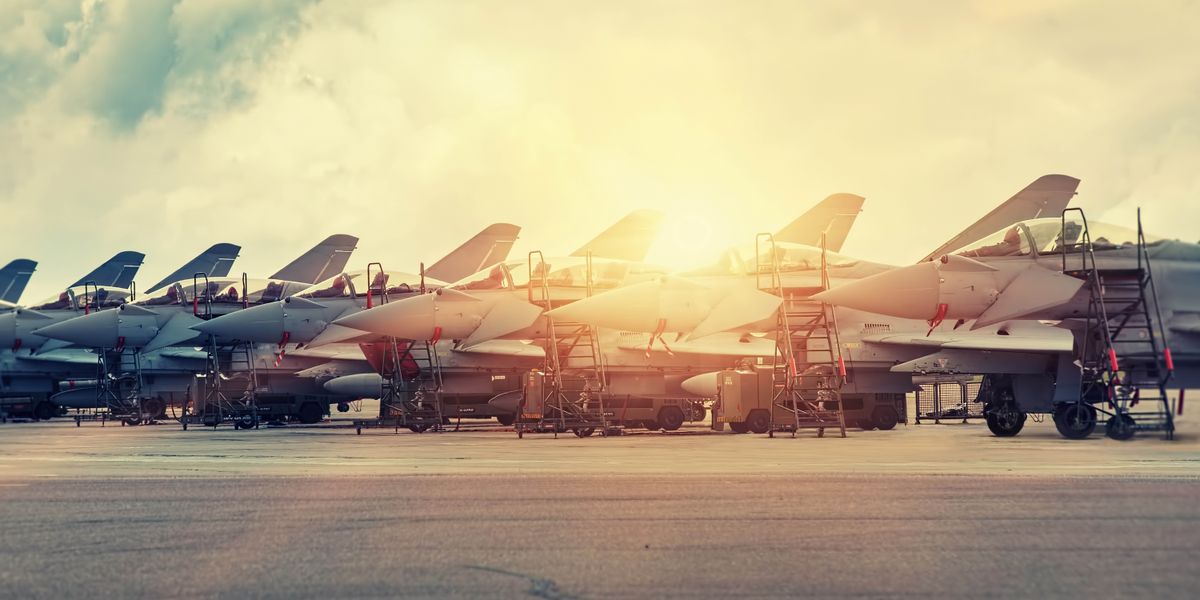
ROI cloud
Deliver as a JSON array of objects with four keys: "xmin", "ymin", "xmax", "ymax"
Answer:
[{"xmin": 1, "ymin": 0, "xmax": 1199, "ymax": 302}]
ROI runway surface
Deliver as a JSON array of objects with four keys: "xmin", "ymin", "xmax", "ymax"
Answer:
[{"xmin": 1, "ymin": 419, "xmax": 1198, "ymax": 598}]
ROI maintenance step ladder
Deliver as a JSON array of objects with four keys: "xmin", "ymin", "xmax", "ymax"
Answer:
[
  {"xmin": 1062, "ymin": 207, "xmax": 1175, "ymax": 440},
  {"xmin": 755, "ymin": 233, "xmax": 847, "ymax": 438},
  {"xmin": 376, "ymin": 339, "xmax": 446, "ymax": 433},
  {"xmin": 514, "ymin": 251, "xmax": 616, "ymax": 438},
  {"xmin": 181, "ymin": 338, "xmax": 261, "ymax": 430}
]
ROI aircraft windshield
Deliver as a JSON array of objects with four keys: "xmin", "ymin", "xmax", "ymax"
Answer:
[
  {"xmin": 953, "ymin": 217, "xmax": 1163, "ymax": 258},
  {"xmin": 684, "ymin": 243, "xmax": 859, "ymax": 276},
  {"xmin": 141, "ymin": 278, "xmax": 307, "ymax": 305},
  {"xmin": 296, "ymin": 270, "xmax": 446, "ymax": 300},
  {"xmin": 449, "ymin": 258, "xmax": 664, "ymax": 291},
  {"xmin": 29, "ymin": 286, "xmax": 131, "ymax": 311}
]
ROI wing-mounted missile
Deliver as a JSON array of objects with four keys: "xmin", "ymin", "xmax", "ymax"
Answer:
[
  {"xmin": 813, "ymin": 254, "xmax": 1083, "ymax": 331},
  {"xmin": 34, "ymin": 303, "xmax": 164, "ymax": 349},
  {"xmin": 545, "ymin": 276, "xmax": 781, "ymax": 341}
]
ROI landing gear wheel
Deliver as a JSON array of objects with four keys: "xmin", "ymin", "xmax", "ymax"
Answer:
[
  {"xmin": 642, "ymin": 420, "xmax": 660, "ymax": 431},
  {"xmin": 857, "ymin": 419, "xmax": 876, "ymax": 431},
  {"xmin": 691, "ymin": 403, "xmax": 707, "ymax": 422},
  {"xmin": 296, "ymin": 402, "xmax": 323, "ymax": 425},
  {"xmin": 745, "ymin": 410, "xmax": 770, "ymax": 435},
  {"xmin": 496, "ymin": 414, "xmax": 516, "ymax": 427},
  {"xmin": 985, "ymin": 401, "xmax": 1026, "ymax": 437},
  {"xmin": 140, "ymin": 398, "xmax": 165, "ymax": 421},
  {"xmin": 572, "ymin": 427, "xmax": 595, "ymax": 438},
  {"xmin": 123, "ymin": 417, "xmax": 141, "ymax": 427},
  {"xmin": 234, "ymin": 415, "xmax": 257, "ymax": 430},
  {"xmin": 1105, "ymin": 415, "xmax": 1136, "ymax": 441},
  {"xmin": 33, "ymin": 401, "xmax": 57, "ymax": 421},
  {"xmin": 728, "ymin": 421, "xmax": 750, "ymax": 434},
  {"xmin": 1054, "ymin": 403, "xmax": 1097, "ymax": 439},
  {"xmin": 872, "ymin": 406, "xmax": 899, "ymax": 431},
  {"xmin": 336, "ymin": 402, "xmax": 350, "ymax": 413},
  {"xmin": 408, "ymin": 423, "xmax": 431, "ymax": 433},
  {"xmin": 658, "ymin": 407, "xmax": 686, "ymax": 431}
]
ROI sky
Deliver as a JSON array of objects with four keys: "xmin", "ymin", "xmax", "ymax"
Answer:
[{"xmin": 2, "ymin": 0, "xmax": 1198, "ymax": 303}]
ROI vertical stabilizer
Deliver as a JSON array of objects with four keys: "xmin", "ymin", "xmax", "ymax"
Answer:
[
  {"xmin": 570, "ymin": 210, "xmax": 665, "ymax": 261},
  {"xmin": 145, "ymin": 243, "xmax": 241, "ymax": 293},
  {"xmin": 921, "ymin": 174, "xmax": 1080, "ymax": 262},
  {"xmin": 424, "ymin": 224, "xmax": 521, "ymax": 283},
  {"xmin": 0, "ymin": 259, "xmax": 37, "ymax": 303},
  {"xmin": 774, "ymin": 193, "xmax": 865, "ymax": 252},
  {"xmin": 270, "ymin": 234, "xmax": 360, "ymax": 284},
  {"xmin": 71, "ymin": 251, "xmax": 145, "ymax": 289}
]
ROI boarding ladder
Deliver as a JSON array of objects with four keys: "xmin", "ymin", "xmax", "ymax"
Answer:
[
  {"xmin": 755, "ymin": 233, "xmax": 847, "ymax": 438},
  {"xmin": 1062, "ymin": 208, "xmax": 1174, "ymax": 440},
  {"xmin": 358, "ymin": 262, "xmax": 447, "ymax": 433},
  {"xmin": 180, "ymin": 273, "xmax": 261, "ymax": 429},
  {"xmin": 515, "ymin": 251, "xmax": 613, "ymax": 438}
]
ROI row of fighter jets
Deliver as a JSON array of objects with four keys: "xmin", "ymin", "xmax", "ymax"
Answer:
[{"xmin": 2, "ymin": 173, "xmax": 1195, "ymax": 438}]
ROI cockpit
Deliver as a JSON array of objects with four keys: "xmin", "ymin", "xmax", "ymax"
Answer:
[
  {"xmin": 449, "ymin": 258, "xmax": 669, "ymax": 291},
  {"xmin": 951, "ymin": 217, "xmax": 1162, "ymax": 259},
  {"xmin": 295, "ymin": 270, "xmax": 446, "ymax": 300},
  {"xmin": 135, "ymin": 278, "xmax": 309, "ymax": 306},
  {"xmin": 28, "ymin": 286, "xmax": 132, "ymax": 311},
  {"xmin": 682, "ymin": 242, "xmax": 859, "ymax": 277}
]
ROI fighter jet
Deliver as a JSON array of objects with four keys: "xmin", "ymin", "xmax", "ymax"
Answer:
[
  {"xmin": 190, "ymin": 223, "xmax": 522, "ymax": 348},
  {"xmin": 32, "ymin": 235, "xmax": 359, "ymax": 351},
  {"xmin": 812, "ymin": 209, "xmax": 1197, "ymax": 439},
  {"xmin": 0, "ymin": 259, "xmax": 37, "ymax": 306}
]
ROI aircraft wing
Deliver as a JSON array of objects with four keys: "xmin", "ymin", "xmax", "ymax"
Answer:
[
  {"xmin": 455, "ymin": 339, "xmax": 545, "ymax": 358},
  {"xmin": 571, "ymin": 210, "xmax": 664, "ymax": 261},
  {"xmin": 615, "ymin": 331, "xmax": 777, "ymax": 357},
  {"xmin": 16, "ymin": 350, "xmax": 98, "ymax": 365},
  {"xmin": 862, "ymin": 330, "xmax": 1072, "ymax": 354},
  {"xmin": 920, "ymin": 174, "xmax": 1079, "ymax": 262}
]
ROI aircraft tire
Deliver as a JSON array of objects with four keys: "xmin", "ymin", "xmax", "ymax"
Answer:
[
  {"xmin": 728, "ymin": 421, "xmax": 750, "ymax": 434},
  {"xmin": 496, "ymin": 414, "xmax": 515, "ymax": 427},
  {"xmin": 296, "ymin": 402, "xmax": 323, "ymax": 425},
  {"xmin": 33, "ymin": 401, "xmax": 57, "ymax": 421},
  {"xmin": 572, "ymin": 427, "xmax": 595, "ymax": 438},
  {"xmin": 336, "ymin": 402, "xmax": 350, "ymax": 413},
  {"xmin": 658, "ymin": 406, "xmax": 686, "ymax": 431},
  {"xmin": 1105, "ymin": 415, "xmax": 1136, "ymax": 441},
  {"xmin": 1053, "ymin": 403, "xmax": 1097, "ymax": 439},
  {"xmin": 872, "ymin": 406, "xmax": 899, "ymax": 431},
  {"xmin": 141, "ymin": 397, "xmax": 166, "ymax": 420},
  {"xmin": 642, "ymin": 420, "xmax": 660, "ymax": 430},
  {"xmin": 691, "ymin": 402, "xmax": 706, "ymax": 422},
  {"xmin": 745, "ymin": 410, "xmax": 771, "ymax": 435},
  {"xmin": 985, "ymin": 404, "xmax": 1026, "ymax": 437},
  {"xmin": 857, "ymin": 419, "xmax": 876, "ymax": 431},
  {"xmin": 408, "ymin": 424, "xmax": 431, "ymax": 433}
]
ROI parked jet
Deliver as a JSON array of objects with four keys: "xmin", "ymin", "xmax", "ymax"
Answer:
[{"xmin": 812, "ymin": 211, "xmax": 1198, "ymax": 439}]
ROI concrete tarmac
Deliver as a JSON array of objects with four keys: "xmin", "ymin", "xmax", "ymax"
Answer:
[{"xmin": 1, "ymin": 419, "xmax": 1198, "ymax": 598}]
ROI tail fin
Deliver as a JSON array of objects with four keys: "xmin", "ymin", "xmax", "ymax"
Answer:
[
  {"xmin": 921, "ymin": 174, "xmax": 1080, "ymax": 262},
  {"xmin": 270, "ymin": 234, "xmax": 359, "ymax": 284},
  {"xmin": 0, "ymin": 259, "xmax": 37, "ymax": 304},
  {"xmin": 571, "ymin": 209, "xmax": 664, "ymax": 261},
  {"xmin": 145, "ymin": 243, "xmax": 241, "ymax": 293},
  {"xmin": 424, "ymin": 224, "xmax": 521, "ymax": 282},
  {"xmin": 71, "ymin": 251, "xmax": 145, "ymax": 289},
  {"xmin": 774, "ymin": 193, "xmax": 864, "ymax": 252}
]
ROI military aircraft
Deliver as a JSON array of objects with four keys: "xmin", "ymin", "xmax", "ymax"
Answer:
[
  {"xmin": 0, "ymin": 259, "xmax": 37, "ymax": 306},
  {"xmin": 329, "ymin": 203, "xmax": 875, "ymax": 428},
  {"xmin": 492, "ymin": 175, "xmax": 1083, "ymax": 431},
  {"xmin": 812, "ymin": 208, "xmax": 1197, "ymax": 440}
]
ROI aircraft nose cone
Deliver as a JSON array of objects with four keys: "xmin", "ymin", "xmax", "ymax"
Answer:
[
  {"xmin": 34, "ymin": 310, "xmax": 120, "ymax": 348},
  {"xmin": 323, "ymin": 373, "xmax": 382, "ymax": 398},
  {"xmin": 811, "ymin": 262, "xmax": 941, "ymax": 320},
  {"xmin": 681, "ymin": 372, "xmax": 720, "ymax": 397},
  {"xmin": 334, "ymin": 294, "xmax": 439, "ymax": 339},
  {"xmin": 192, "ymin": 302, "xmax": 285, "ymax": 342}
]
